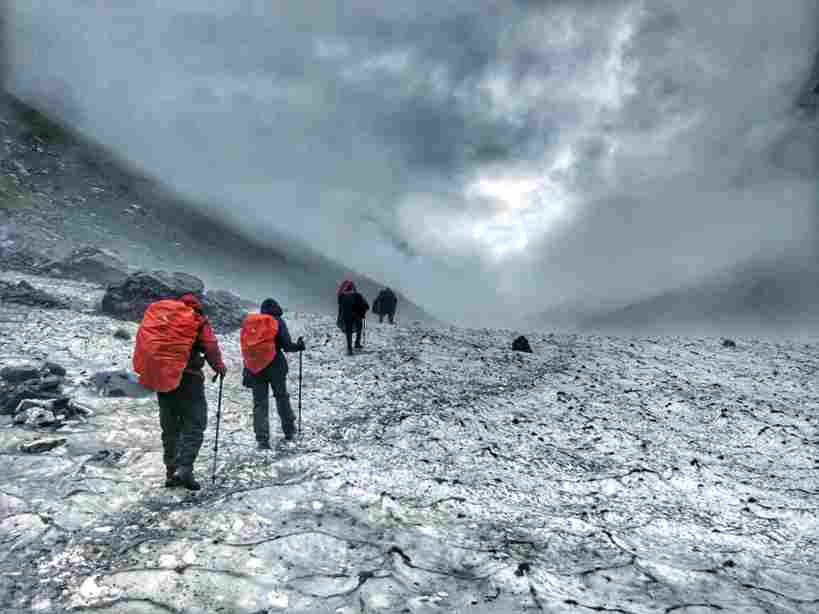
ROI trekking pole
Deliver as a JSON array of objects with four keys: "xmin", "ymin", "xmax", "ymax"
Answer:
[
  {"xmin": 211, "ymin": 373, "xmax": 224, "ymax": 485},
  {"xmin": 298, "ymin": 349, "xmax": 303, "ymax": 436}
]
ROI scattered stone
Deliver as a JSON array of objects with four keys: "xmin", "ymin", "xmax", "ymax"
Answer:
[
  {"xmin": 88, "ymin": 449, "xmax": 125, "ymax": 465},
  {"xmin": 0, "ymin": 279, "xmax": 69, "ymax": 309},
  {"xmin": 512, "ymin": 335, "xmax": 533, "ymax": 353},
  {"xmin": 20, "ymin": 436, "xmax": 65, "ymax": 454},
  {"xmin": 100, "ymin": 270, "xmax": 205, "ymax": 322},
  {"xmin": 113, "ymin": 326, "xmax": 131, "ymax": 341},
  {"xmin": 92, "ymin": 370, "xmax": 152, "ymax": 398}
]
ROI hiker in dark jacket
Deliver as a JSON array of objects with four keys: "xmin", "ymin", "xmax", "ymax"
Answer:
[
  {"xmin": 159, "ymin": 294, "xmax": 226, "ymax": 491},
  {"xmin": 373, "ymin": 287, "xmax": 398, "ymax": 324},
  {"xmin": 242, "ymin": 298, "xmax": 305, "ymax": 450},
  {"xmin": 337, "ymin": 280, "xmax": 369, "ymax": 355}
]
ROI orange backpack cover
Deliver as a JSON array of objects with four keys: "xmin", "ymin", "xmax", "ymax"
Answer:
[
  {"xmin": 132, "ymin": 300, "xmax": 202, "ymax": 392},
  {"xmin": 240, "ymin": 313, "xmax": 279, "ymax": 374}
]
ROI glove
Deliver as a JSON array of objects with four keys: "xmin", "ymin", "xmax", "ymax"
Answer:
[
  {"xmin": 215, "ymin": 363, "xmax": 227, "ymax": 378},
  {"xmin": 296, "ymin": 337, "xmax": 306, "ymax": 351}
]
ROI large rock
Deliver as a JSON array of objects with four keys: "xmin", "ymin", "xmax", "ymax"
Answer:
[
  {"xmin": 0, "ymin": 279, "xmax": 68, "ymax": 309},
  {"xmin": 50, "ymin": 246, "xmax": 129, "ymax": 285},
  {"xmin": 92, "ymin": 370, "xmax": 152, "ymax": 398},
  {"xmin": 14, "ymin": 406, "xmax": 57, "ymax": 427},
  {"xmin": 512, "ymin": 335, "xmax": 533, "ymax": 353},
  {"xmin": 0, "ymin": 372, "xmax": 65, "ymax": 415},
  {"xmin": 202, "ymin": 288, "xmax": 248, "ymax": 332},
  {"xmin": 100, "ymin": 271, "xmax": 205, "ymax": 322},
  {"xmin": 0, "ymin": 362, "xmax": 41, "ymax": 384},
  {"xmin": 20, "ymin": 437, "xmax": 66, "ymax": 454}
]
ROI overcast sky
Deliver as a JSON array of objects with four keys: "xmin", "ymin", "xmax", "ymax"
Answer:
[{"xmin": 6, "ymin": 1, "xmax": 819, "ymax": 324}]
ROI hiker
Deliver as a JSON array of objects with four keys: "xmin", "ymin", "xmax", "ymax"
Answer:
[
  {"xmin": 133, "ymin": 293, "xmax": 226, "ymax": 491},
  {"xmin": 337, "ymin": 280, "xmax": 369, "ymax": 355},
  {"xmin": 241, "ymin": 298, "xmax": 305, "ymax": 450},
  {"xmin": 373, "ymin": 287, "xmax": 398, "ymax": 324}
]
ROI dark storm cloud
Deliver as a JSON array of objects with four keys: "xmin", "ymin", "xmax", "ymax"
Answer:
[{"xmin": 6, "ymin": 0, "xmax": 819, "ymax": 325}]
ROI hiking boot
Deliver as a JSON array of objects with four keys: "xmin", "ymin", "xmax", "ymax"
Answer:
[
  {"xmin": 174, "ymin": 466, "xmax": 201, "ymax": 491},
  {"xmin": 257, "ymin": 440, "xmax": 272, "ymax": 451},
  {"xmin": 354, "ymin": 343, "xmax": 362, "ymax": 349},
  {"xmin": 280, "ymin": 438, "xmax": 297, "ymax": 450},
  {"xmin": 164, "ymin": 465, "xmax": 181, "ymax": 488}
]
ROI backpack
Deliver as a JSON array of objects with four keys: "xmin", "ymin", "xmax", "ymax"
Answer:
[
  {"xmin": 240, "ymin": 313, "xmax": 279, "ymax": 374},
  {"xmin": 133, "ymin": 299, "xmax": 203, "ymax": 392}
]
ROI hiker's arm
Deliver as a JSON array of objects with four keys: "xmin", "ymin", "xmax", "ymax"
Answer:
[
  {"xmin": 276, "ymin": 319, "xmax": 302, "ymax": 353},
  {"xmin": 199, "ymin": 321, "xmax": 226, "ymax": 374}
]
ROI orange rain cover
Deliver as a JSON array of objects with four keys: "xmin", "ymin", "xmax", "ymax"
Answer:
[
  {"xmin": 132, "ymin": 300, "xmax": 202, "ymax": 392},
  {"xmin": 240, "ymin": 313, "xmax": 279, "ymax": 374}
]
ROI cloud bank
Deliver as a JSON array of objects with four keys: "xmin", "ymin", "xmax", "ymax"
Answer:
[{"xmin": 6, "ymin": 1, "xmax": 819, "ymax": 325}]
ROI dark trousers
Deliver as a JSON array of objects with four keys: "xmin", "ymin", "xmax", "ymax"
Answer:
[
  {"xmin": 157, "ymin": 372, "xmax": 207, "ymax": 470},
  {"xmin": 251, "ymin": 373, "xmax": 295, "ymax": 442},
  {"xmin": 343, "ymin": 318, "xmax": 363, "ymax": 353},
  {"xmin": 378, "ymin": 311, "xmax": 395, "ymax": 324}
]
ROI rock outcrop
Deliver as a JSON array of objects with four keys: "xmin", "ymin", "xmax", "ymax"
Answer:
[
  {"xmin": 100, "ymin": 270, "xmax": 205, "ymax": 321},
  {"xmin": 0, "ymin": 279, "xmax": 68, "ymax": 309}
]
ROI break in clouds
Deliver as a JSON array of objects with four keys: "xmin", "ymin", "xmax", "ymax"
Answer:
[{"xmin": 6, "ymin": 1, "xmax": 819, "ymax": 325}]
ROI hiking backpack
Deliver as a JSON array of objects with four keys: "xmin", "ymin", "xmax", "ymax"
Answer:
[
  {"xmin": 240, "ymin": 313, "xmax": 279, "ymax": 374},
  {"xmin": 132, "ymin": 299, "xmax": 203, "ymax": 392}
]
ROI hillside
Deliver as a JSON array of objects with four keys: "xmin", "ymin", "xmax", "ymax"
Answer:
[
  {"xmin": 0, "ymin": 95, "xmax": 435, "ymax": 322},
  {"xmin": 1, "ymin": 271, "xmax": 817, "ymax": 613}
]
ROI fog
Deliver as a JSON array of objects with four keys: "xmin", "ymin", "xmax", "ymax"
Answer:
[{"xmin": 5, "ymin": 1, "xmax": 818, "ymax": 327}]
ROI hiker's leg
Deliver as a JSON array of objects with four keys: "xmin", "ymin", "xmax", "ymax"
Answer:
[
  {"xmin": 157, "ymin": 390, "xmax": 181, "ymax": 470},
  {"xmin": 175, "ymin": 373, "xmax": 208, "ymax": 471},
  {"xmin": 354, "ymin": 320, "xmax": 363, "ymax": 348},
  {"xmin": 343, "ymin": 319, "xmax": 354, "ymax": 354},
  {"xmin": 271, "ymin": 375, "xmax": 296, "ymax": 439},
  {"xmin": 388, "ymin": 311, "xmax": 394, "ymax": 324},
  {"xmin": 251, "ymin": 379, "xmax": 271, "ymax": 445}
]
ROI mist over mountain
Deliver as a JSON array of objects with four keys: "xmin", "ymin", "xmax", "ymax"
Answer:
[{"xmin": 5, "ymin": 1, "xmax": 818, "ymax": 328}]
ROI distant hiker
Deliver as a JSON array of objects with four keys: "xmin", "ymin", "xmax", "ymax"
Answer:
[
  {"xmin": 241, "ymin": 298, "xmax": 305, "ymax": 450},
  {"xmin": 337, "ymin": 280, "xmax": 369, "ymax": 355},
  {"xmin": 373, "ymin": 287, "xmax": 398, "ymax": 324},
  {"xmin": 133, "ymin": 293, "xmax": 226, "ymax": 491}
]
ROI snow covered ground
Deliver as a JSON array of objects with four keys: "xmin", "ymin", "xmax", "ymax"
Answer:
[{"xmin": 1, "ymin": 272, "xmax": 818, "ymax": 613}]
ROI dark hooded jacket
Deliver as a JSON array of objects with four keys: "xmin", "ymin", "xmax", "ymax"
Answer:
[{"xmin": 242, "ymin": 298, "xmax": 301, "ymax": 387}]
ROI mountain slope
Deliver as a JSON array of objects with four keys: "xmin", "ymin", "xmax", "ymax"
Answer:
[{"xmin": 0, "ymin": 95, "xmax": 436, "ymax": 323}]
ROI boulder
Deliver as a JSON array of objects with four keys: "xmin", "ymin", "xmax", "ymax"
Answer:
[
  {"xmin": 92, "ymin": 370, "xmax": 152, "ymax": 398},
  {"xmin": 0, "ymin": 280, "xmax": 68, "ymax": 309},
  {"xmin": 0, "ymin": 370, "xmax": 65, "ymax": 415},
  {"xmin": 50, "ymin": 246, "xmax": 128, "ymax": 286},
  {"xmin": 202, "ymin": 288, "xmax": 248, "ymax": 332},
  {"xmin": 100, "ymin": 271, "xmax": 205, "ymax": 322},
  {"xmin": 722, "ymin": 338, "xmax": 737, "ymax": 349},
  {"xmin": 20, "ymin": 437, "xmax": 66, "ymax": 454},
  {"xmin": 512, "ymin": 335, "xmax": 533, "ymax": 353},
  {"xmin": 0, "ymin": 362, "xmax": 41, "ymax": 384}
]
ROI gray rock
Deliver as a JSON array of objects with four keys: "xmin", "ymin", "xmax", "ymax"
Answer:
[
  {"xmin": 722, "ymin": 338, "xmax": 737, "ymax": 348},
  {"xmin": 100, "ymin": 270, "xmax": 205, "ymax": 322},
  {"xmin": 512, "ymin": 335, "xmax": 533, "ymax": 353},
  {"xmin": 14, "ymin": 406, "xmax": 57, "ymax": 427},
  {"xmin": 20, "ymin": 437, "xmax": 66, "ymax": 454},
  {"xmin": 51, "ymin": 246, "xmax": 128, "ymax": 286},
  {"xmin": 42, "ymin": 361, "xmax": 67, "ymax": 377},
  {"xmin": 113, "ymin": 327, "xmax": 131, "ymax": 341},
  {"xmin": 0, "ymin": 362, "xmax": 41, "ymax": 384},
  {"xmin": 202, "ymin": 288, "xmax": 248, "ymax": 333},
  {"xmin": 92, "ymin": 370, "xmax": 152, "ymax": 398}
]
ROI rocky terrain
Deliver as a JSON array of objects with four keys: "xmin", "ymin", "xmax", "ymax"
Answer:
[{"xmin": 1, "ymin": 271, "xmax": 817, "ymax": 613}]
